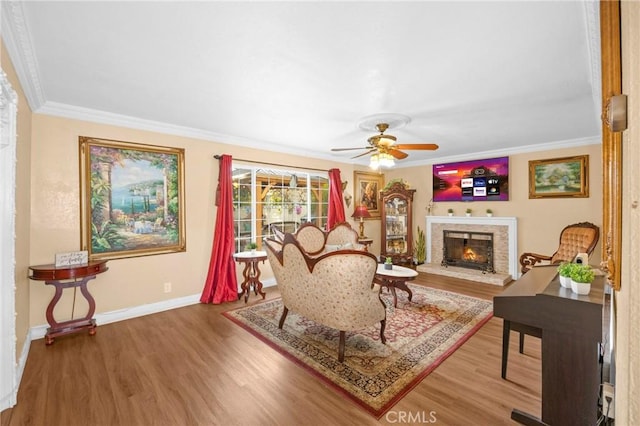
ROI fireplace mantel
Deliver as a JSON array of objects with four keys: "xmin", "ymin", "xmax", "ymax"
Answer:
[{"xmin": 425, "ymin": 216, "xmax": 518, "ymax": 279}]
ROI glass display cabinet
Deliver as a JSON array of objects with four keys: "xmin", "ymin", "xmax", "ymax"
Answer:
[{"xmin": 380, "ymin": 181, "xmax": 415, "ymax": 265}]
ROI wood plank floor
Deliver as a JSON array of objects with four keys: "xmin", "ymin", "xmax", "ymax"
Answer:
[{"xmin": 1, "ymin": 273, "xmax": 541, "ymax": 426}]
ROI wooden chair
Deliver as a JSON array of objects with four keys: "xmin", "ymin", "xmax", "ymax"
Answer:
[
  {"xmin": 504, "ymin": 221, "xmax": 599, "ymax": 380},
  {"xmin": 519, "ymin": 221, "xmax": 600, "ymax": 274}
]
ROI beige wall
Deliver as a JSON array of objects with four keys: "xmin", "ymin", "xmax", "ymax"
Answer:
[
  {"xmin": 362, "ymin": 143, "xmax": 603, "ymax": 267},
  {"xmin": 29, "ymin": 114, "xmax": 357, "ymax": 325},
  {"xmin": 2, "ymin": 41, "xmax": 32, "ymax": 360}
]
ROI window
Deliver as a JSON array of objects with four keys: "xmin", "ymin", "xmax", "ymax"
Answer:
[{"xmin": 232, "ymin": 166, "xmax": 329, "ymax": 252}]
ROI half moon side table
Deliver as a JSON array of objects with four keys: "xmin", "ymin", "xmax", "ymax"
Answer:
[{"xmin": 28, "ymin": 260, "xmax": 108, "ymax": 345}]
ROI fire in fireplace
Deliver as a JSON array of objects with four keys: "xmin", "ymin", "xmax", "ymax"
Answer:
[{"xmin": 441, "ymin": 230, "xmax": 495, "ymax": 273}]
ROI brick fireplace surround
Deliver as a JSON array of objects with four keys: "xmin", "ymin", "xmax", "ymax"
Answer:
[{"xmin": 417, "ymin": 216, "xmax": 518, "ymax": 286}]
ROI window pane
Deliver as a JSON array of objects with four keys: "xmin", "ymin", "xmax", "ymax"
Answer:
[{"xmin": 233, "ymin": 165, "xmax": 328, "ymax": 251}]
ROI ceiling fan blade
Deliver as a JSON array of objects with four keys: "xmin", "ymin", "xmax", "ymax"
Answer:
[
  {"xmin": 351, "ymin": 149, "xmax": 377, "ymax": 159},
  {"xmin": 388, "ymin": 149, "xmax": 409, "ymax": 159},
  {"xmin": 394, "ymin": 143, "xmax": 439, "ymax": 150},
  {"xmin": 331, "ymin": 147, "xmax": 370, "ymax": 152}
]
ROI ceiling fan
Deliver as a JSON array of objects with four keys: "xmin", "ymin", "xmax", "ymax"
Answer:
[{"xmin": 331, "ymin": 122, "xmax": 439, "ymax": 167}]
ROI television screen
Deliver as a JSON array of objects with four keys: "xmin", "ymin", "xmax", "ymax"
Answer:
[{"xmin": 433, "ymin": 156, "xmax": 509, "ymax": 202}]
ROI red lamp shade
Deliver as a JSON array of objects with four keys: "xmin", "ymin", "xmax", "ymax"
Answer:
[
  {"xmin": 351, "ymin": 205, "xmax": 371, "ymax": 219},
  {"xmin": 351, "ymin": 205, "xmax": 371, "ymax": 238}
]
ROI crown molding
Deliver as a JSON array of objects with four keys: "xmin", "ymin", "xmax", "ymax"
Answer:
[
  {"xmin": 37, "ymin": 101, "xmax": 350, "ymax": 165},
  {"xmin": 1, "ymin": 0, "xmax": 46, "ymax": 111}
]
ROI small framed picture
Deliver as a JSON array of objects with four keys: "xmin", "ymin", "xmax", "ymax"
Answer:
[{"xmin": 528, "ymin": 155, "xmax": 589, "ymax": 198}]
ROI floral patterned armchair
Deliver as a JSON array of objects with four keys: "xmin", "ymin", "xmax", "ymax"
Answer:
[{"xmin": 264, "ymin": 233, "xmax": 386, "ymax": 362}]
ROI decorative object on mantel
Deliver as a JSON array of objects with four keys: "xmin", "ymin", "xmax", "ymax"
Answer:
[
  {"xmin": 486, "ymin": 209, "xmax": 493, "ymax": 217},
  {"xmin": 447, "ymin": 208, "xmax": 454, "ymax": 216},
  {"xmin": 224, "ymin": 283, "xmax": 493, "ymax": 418},
  {"xmin": 465, "ymin": 208, "xmax": 472, "ymax": 217},
  {"xmin": 351, "ymin": 205, "xmax": 371, "ymax": 238}
]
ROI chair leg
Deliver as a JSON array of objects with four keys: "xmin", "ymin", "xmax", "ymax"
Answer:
[
  {"xmin": 501, "ymin": 320, "xmax": 511, "ymax": 379},
  {"xmin": 519, "ymin": 332, "xmax": 525, "ymax": 354},
  {"xmin": 380, "ymin": 319, "xmax": 387, "ymax": 345},
  {"xmin": 338, "ymin": 331, "xmax": 346, "ymax": 362},
  {"xmin": 278, "ymin": 306, "xmax": 289, "ymax": 329}
]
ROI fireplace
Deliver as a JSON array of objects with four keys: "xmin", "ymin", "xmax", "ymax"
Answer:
[
  {"xmin": 441, "ymin": 230, "xmax": 495, "ymax": 273},
  {"xmin": 419, "ymin": 216, "xmax": 518, "ymax": 286}
]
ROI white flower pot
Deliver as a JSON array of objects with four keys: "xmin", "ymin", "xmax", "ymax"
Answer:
[
  {"xmin": 559, "ymin": 275, "xmax": 572, "ymax": 288},
  {"xmin": 465, "ymin": 213, "xmax": 471, "ymax": 217},
  {"xmin": 448, "ymin": 213, "xmax": 453, "ymax": 216},
  {"xmin": 486, "ymin": 213, "xmax": 493, "ymax": 217},
  {"xmin": 571, "ymin": 280, "xmax": 591, "ymax": 295}
]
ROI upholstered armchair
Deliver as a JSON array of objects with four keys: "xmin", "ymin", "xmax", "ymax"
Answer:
[
  {"xmin": 264, "ymin": 234, "xmax": 386, "ymax": 362},
  {"xmin": 291, "ymin": 222, "xmax": 363, "ymax": 255},
  {"xmin": 519, "ymin": 221, "xmax": 600, "ymax": 274}
]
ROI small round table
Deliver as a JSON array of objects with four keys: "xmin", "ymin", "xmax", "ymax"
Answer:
[
  {"xmin": 233, "ymin": 251, "xmax": 268, "ymax": 303},
  {"xmin": 28, "ymin": 260, "xmax": 108, "ymax": 345},
  {"xmin": 375, "ymin": 264, "xmax": 418, "ymax": 308}
]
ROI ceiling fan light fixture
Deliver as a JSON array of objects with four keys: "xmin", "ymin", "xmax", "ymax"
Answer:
[
  {"xmin": 369, "ymin": 153, "xmax": 380, "ymax": 169},
  {"xmin": 379, "ymin": 152, "xmax": 395, "ymax": 168}
]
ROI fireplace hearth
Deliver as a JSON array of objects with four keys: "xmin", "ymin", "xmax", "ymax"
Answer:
[{"xmin": 442, "ymin": 230, "xmax": 495, "ymax": 273}]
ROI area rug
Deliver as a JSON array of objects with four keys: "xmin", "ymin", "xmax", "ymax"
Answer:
[{"xmin": 223, "ymin": 284, "xmax": 493, "ymax": 418}]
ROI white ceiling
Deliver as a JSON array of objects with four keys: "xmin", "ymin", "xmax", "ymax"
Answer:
[{"xmin": 2, "ymin": 1, "xmax": 602, "ymax": 168}]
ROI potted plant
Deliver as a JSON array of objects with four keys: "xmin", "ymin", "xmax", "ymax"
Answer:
[
  {"xmin": 465, "ymin": 208, "xmax": 472, "ymax": 217},
  {"xmin": 414, "ymin": 226, "xmax": 426, "ymax": 265},
  {"xmin": 557, "ymin": 261, "xmax": 577, "ymax": 288},
  {"xmin": 486, "ymin": 208, "xmax": 493, "ymax": 217},
  {"xmin": 569, "ymin": 264, "xmax": 595, "ymax": 295},
  {"xmin": 384, "ymin": 257, "xmax": 393, "ymax": 270},
  {"xmin": 246, "ymin": 241, "xmax": 258, "ymax": 253},
  {"xmin": 447, "ymin": 208, "xmax": 454, "ymax": 217}
]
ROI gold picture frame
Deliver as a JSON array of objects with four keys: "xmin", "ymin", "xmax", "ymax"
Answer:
[
  {"xmin": 353, "ymin": 171, "xmax": 384, "ymax": 218},
  {"xmin": 79, "ymin": 136, "xmax": 186, "ymax": 261},
  {"xmin": 528, "ymin": 155, "xmax": 589, "ymax": 199}
]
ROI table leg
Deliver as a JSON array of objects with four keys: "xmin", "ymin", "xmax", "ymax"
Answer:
[
  {"xmin": 252, "ymin": 261, "xmax": 266, "ymax": 299},
  {"xmin": 392, "ymin": 280, "xmax": 413, "ymax": 303},
  {"xmin": 44, "ymin": 276, "xmax": 98, "ymax": 345},
  {"xmin": 239, "ymin": 263, "xmax": 251, "ymax": 302}
]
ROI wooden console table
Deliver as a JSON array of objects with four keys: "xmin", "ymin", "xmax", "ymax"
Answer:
[
  {"xmin": 233, "ymin": 251, "xmax": 267, "ymax": 302},
  {"xmin": 28, "ymin": 260, "xmax": 108, "ymax": 345}
]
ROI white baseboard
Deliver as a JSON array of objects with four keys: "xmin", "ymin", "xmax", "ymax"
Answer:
[{"xmin": 29, "ymin": 277, "xmax": 277, "ymax": 340}]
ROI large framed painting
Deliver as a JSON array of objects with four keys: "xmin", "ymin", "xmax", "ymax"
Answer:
[
  {"xmin": 353, "ymin": 171, "xmax": 384, "ymax": 218},
  {"xmin": 528, "ymin": 155, "xmax": 589, "ymax": 199},
  {"xmin": 79, "ymin": 136, "xmax": 186, "ymax": 260}
]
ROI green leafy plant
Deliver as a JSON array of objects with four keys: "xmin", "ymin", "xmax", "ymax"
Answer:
[
  {"xmin": 486, "ymin": 208, "xmax": 493, "ymax": 214},
  {"xmin": 465, "ymin": 208, "xmax": 472, "ymax": 214},
  {"xmin": 557, "ymin": 261, "xmax": 578, "ymax": 277},
  {"xmin": 569, "ymin": 264, "xmax": 595, "ymax": 283},
  {"xmin": 246, "ymin": 241, "xmax": 258, "ymax": 250},
  {"xmin": 385, "ymin": 257, "xmax": 393, "ymax": 264},
  {"xmin": 447, "ymin": 208, "xmax": 454, "ymax": 214}
]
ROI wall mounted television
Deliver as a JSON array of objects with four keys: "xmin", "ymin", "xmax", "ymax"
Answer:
[{"xmin": 432, "ymin": 156, "xmax": 509, "ymax": 202}]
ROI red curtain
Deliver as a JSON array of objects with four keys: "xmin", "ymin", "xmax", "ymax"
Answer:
[
  {"xmin": 200, "ymin": 154, "xmax": 238, "ymax": 304},
  {"xmin": 327, "ymin": 168, "xmax": 346, "ymax": 230}
]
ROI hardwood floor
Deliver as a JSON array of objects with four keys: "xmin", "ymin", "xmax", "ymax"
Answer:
[{"xmin": 1, "ymin": 273, "xmax": 541, "ymax": 426}]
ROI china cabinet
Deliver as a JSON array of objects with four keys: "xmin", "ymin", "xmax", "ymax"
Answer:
[{"xmin": 380, "ymin": 181, "xmax": 415, "ymax": 265}]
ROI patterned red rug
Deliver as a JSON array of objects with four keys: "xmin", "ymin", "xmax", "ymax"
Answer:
[{"xmin": 223, "ymin": 284, "xmax": 493, "ymax": 418}]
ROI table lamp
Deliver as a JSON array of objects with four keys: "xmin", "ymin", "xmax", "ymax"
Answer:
[{"xmin": 351, "ymin": 205, "xmax": 371, "ymax": 238}]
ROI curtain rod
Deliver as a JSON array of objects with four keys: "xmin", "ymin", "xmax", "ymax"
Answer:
[{"xmin": 214, "ymin": 155, "xmax": 328, "ymax": 173}]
